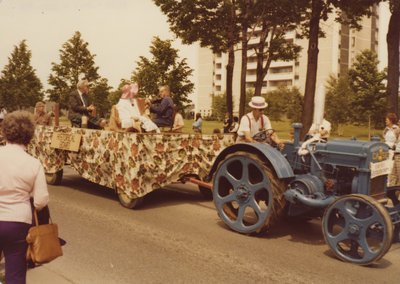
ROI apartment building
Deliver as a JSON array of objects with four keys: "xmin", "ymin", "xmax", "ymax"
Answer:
[{"xmin": 194, "ymin": 3, "xmax": 390, "ymax": 116}]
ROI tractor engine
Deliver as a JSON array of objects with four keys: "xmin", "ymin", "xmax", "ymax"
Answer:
[{"xmin": 284, "ymin": 134, "xmax": 391, "ymax": 218}]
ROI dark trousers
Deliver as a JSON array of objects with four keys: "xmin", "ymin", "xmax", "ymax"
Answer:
[
  {"xmin": 153, "ymin": 117, "xmax": 172, "ymax": 128},
  {"xmin": 70, "ymin": 116, "xmax": 102, "ymax": 129},
  {"xmin": 0, "ymin": 221, "xmax": 31, "ymax": 284}
]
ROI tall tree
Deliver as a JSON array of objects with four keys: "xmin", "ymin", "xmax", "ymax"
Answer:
[
  {"xmin": 325, "ymin": 74, "xmax": 352, "ymax": 132},
  {"xmin": 236, "ymin": 0, "xmax": 303, "ymax": 118},
  {"xmin": 0, "ymin": 40, "xmax": 43, "ymax": 110},
  {"xmin": 89, "ymin": 78, "xmax": 112, "ymax": 117},
  {"xmin": 348, "ymin": 50, "xmax": 387, "ymax": 127},
  {"xmin": 153, "ymin": 0, "xmax": 240, "ymax": 118},
  {"xmin": 47, "ymin": 31, "xmax": 101, "ymax": 109},
  {"xmin": 386, "ymin": 0, "xmax": 400, "ymax": 114},
  {"xmin": 299, "ymin": 0, "xmax": 380, "ymax": 138},
  {"xmin": 131, "ymin": 37, "xmax": 194, "ymax": 111},
  {"xmin": 250, "ymin": 0, "xmax": 303, "ymax": 97}
]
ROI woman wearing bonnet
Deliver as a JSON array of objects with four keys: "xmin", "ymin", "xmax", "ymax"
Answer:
[{"xmin": 108, "ymin": 83, "xmax": 159, "ymax": 133}]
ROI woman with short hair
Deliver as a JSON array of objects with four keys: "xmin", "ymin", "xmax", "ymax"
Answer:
[{"xmin": 0, "ymin": 111, "xmax": 49, "ymax": 284}]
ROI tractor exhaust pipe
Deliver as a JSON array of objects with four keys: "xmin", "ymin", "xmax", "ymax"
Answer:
[{"xmin": 284, "ymin": 189, "xmax": 336, "ymax": 208}]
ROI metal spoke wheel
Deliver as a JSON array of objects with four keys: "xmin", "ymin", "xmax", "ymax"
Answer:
[
  {"xmin": 118, "ymin": 190, "xmax": 144, "ymax": 209},
  {"xmin": 213, "ymin": 151, "xmax": 286, "ymax": 234},
  {"xmin": 322, "ymin": 194, "xmax": 393, "ymax": 265},
  {"xmin": 45, "ymin": 169, "xmax": 63, "ymax": 185}
]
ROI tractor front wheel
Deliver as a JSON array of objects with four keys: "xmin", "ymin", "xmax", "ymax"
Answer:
[{"xmin": 322, "ymin": 194, "xmax": 393, "ymax": 265}]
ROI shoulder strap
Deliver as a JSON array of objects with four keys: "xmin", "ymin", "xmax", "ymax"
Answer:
[{"xmin": 246, "ymin": 114, "xmax": 251, "ymax": 130}]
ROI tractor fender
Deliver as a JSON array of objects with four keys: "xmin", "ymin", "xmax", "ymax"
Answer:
[{"xmin": 206, "ymin": 143, "xmax": 294, "ymax": 181}]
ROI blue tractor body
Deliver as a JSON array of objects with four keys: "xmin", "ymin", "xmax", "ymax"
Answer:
[{"xmin": 211, "ymin": 123, "xmax": 400, "ymax": 265}]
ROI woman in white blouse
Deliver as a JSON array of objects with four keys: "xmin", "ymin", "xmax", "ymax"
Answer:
[
  {"xmin": 0, "ymin": 111, "xmax": 49, "ymax": 284},
  {"xmin": 384, "ymin": 112, "xmax": 399, "ymax": 149}
]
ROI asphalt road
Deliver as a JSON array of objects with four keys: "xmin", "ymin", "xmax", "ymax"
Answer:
[{"xmin": 26, "ymin": 167, "xmax": 400, "ymax": 284}]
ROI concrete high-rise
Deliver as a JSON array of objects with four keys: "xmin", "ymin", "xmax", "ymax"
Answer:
[{"xmin": 193, "ymin": 3, "xmax": 391, "ymax": 116}]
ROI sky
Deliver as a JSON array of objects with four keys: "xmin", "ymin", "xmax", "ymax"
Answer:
[{"xmin": 0, "ymin": 0, "xmax": 198, "ymax": 91}]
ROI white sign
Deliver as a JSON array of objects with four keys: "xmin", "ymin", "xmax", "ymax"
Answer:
[{"xmin": 370, "ymin": 160, "xmax": 391, "ymax": 179}]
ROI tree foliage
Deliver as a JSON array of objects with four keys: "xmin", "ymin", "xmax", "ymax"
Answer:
[
  {"xmin": 348, "ymin": 50, "xmax": 387, "ymax": 128},
  {"xmin": 247, "ymin": 0, "xmax": 304, "ymax": 97},
  {"xmin": 325, "ymin": 74, "xmax": 353, "ymax": 131},
  {"xmin": 299, "ymin": 0, "xmax": 381, "ymax": 138},
  {"xmin": 0, "ymin": 40, "xmax": 43, "ymax": 110},
  {"xmin": 47, "ymin": 31, "xmax": 108, "ymax": 109},
  {"xmin": 131, "ymin": 37, "xmax": 194, "ymax": 111},
  {"xmin": 211, "ymin": 92, "xmax": 232, "ymax": 121},
  {"xmin": 89, "ymin": 78, "xmax": 112, "ymax": 117},
  {"xmin": 264, "ymin": 86, "xmax": 303, "ymax": 122},
  {"xmin": 153, "ymin": 0, "xmax": 239, "ymax": 117}
]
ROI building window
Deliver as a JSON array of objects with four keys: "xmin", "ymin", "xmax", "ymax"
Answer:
[
  {"xmin": 270, "ymin": 66, "xmax": 293, "ymax": 74},
  {"xmin": 216, "ymin": 63, "xmax": 222, "ymax": 69},
  {"xmin": 216, "ymin": 74, "xmax": 222, "ymax": 80},
  {"xmin": 269, "ymin": 80, "xmax": 292, "ymax": 87},
  {"xmin": 246, "ymin": 69, "xmax": 257, "ymax": 76},
  {"xmin": 216, "ymin": 53, "xmax": 222, "ymax": 58},
  {"xmin": 216, "ymin": 85, "xmax": 221, "ymax": 91}
]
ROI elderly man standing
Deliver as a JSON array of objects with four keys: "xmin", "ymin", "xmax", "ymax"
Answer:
[
  {"xmin": 68, "ymin": 79, "xmax": 105, "ymax": 129},
  {"xmin": 237, "ymin": 96, "xmax": 283, "ymax": 149},
  {"xmin": 148, "ymin": 85, "xmax": 174, "ymax": 127}
]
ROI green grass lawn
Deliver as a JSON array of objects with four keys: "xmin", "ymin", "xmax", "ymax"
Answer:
[
  {"xmin": 59, "ymin": 116, "xmax": 384, "ymax": 141},
  {"xmin": 185, "ymin": 119, "xmax": 384, "ymax": 141}
]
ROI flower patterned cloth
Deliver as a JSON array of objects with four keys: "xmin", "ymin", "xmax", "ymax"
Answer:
[{"xmin": 26, "ymin": 126, "xmax": 235, "ymax": 200}]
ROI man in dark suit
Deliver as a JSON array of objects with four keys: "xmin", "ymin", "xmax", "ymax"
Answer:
[{"xmin": 68, "ymin": 79, "xmax": 105, "ymax": 129}]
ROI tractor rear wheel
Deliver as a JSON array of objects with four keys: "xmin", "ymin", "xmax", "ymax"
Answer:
[
  {"xmin": 322, "ymin": 194, "xmax": 393, "ymax": 265},
  {"xmin": 212, "ymin": 151, "xmax": 286, "ymax": 234}
]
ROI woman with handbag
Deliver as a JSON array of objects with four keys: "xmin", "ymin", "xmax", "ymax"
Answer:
[{"xmin": 0, "ymin": 111, "xmax": 49, "ymax": 284}]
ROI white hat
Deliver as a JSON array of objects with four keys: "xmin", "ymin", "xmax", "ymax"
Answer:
[{"xmin": 249, "ymin": 96, "xmax": 268, "ymax": 109}]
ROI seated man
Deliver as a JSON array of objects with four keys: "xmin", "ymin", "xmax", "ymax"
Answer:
[
  {"xmin": 148, "ymin": 85, "xmax": 174, "ymax": 127},
  {"xmin": 34, "ymin": 101, "xmax": 51, "ymax": 126},
  {"xmin": 68, "ymin": 79, "xmax": 106, "ymax": 129},
  {"xmin": 236, "ymin": 96, "xmax": 283, "ymax": 149}
]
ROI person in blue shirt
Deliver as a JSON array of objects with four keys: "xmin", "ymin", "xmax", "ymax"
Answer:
[
  {"xmin": 148, "ymin": 85, "xmax": 174, "ymax": 127},
  {"xmin": 192, "ymin": 112, "xmax": 202, "ymax": 133}
]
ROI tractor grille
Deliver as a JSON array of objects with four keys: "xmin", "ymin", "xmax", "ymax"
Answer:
[{"xmin": 370, "ymin": 175, "xmax": 386, "ymax": 199}]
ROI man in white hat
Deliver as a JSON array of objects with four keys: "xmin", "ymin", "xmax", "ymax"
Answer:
[{"xmin": 237, "ymin": 96, "xmax": 283, "ymax": 148}]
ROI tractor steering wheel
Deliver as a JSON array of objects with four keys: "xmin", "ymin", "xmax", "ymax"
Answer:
[{"xmin": 252, "ymin": 128, "xmax": 277, "ymax": 147}]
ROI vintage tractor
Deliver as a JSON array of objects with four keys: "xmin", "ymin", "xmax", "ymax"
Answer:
[{"xmin": 206, "ymin": 123, "xmax": 400, "ymax": 265}]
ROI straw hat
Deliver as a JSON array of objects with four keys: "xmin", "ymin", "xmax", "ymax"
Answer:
[{"xmin": 248, "ymin": 96, "xmax": 268, "ymax": 109}]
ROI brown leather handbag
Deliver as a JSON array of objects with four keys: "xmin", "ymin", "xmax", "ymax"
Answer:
[{"xmin": 26, "ymin": 209, "xmax": 63, "ymax": 264}]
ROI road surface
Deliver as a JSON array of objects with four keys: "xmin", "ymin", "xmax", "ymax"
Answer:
[{"xmin": 26, "ymin": 167, "xmax": 400, "ymax": 283}]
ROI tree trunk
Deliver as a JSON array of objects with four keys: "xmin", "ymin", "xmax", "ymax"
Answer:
[
  {"xmin": 226, "ymin": 45, "xmax": 235, "ymax": 116},
  {"xmin": 240, "ymin": 26, "xmax": 248, "ymax": 118},
  {"xmin": 254, "ymin": 48, "xmax": 264, "ymax": 97},
  {"xmin": 254, "ymin": 23, "xmax": 269, "ymax": 97},
  {"xmin": 300, "ymin": 0, "xmax": 323, "ymax": 139},
  {"xmin": 386, "ymin": 5, "xmax": 400, "ymax": 115}
]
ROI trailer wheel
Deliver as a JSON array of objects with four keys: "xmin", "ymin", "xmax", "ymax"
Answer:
[
  {"xmin": 213, "ymin": 151, "xmax": 286, "ymax": 234},
  {"xmin": 118, "ymin": 191, "xmax": 144, "ymax": 209},
  {"xmin": 45, "ymin": 169, "xmax": 63, "ymax": 185},
  {"xmin": 322, "ymin": 194, "xmax": 393, "ymax": 265}
]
